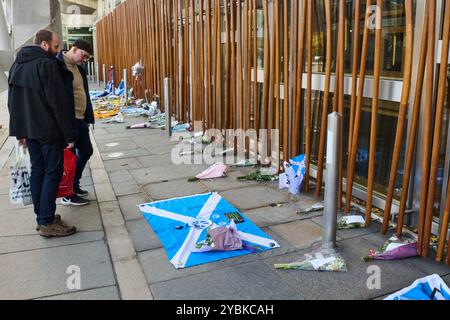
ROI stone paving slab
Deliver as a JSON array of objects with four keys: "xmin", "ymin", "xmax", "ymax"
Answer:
[
  {"xmin": 104, "ymin": 157, "xmax": 144, "ymax": 172},
  {"xmin": 101, "ymin": 148, "xmax": 150, "ymax": 161},
  {"xmin": 221, "ymin": 186, "xmax": 291, "ymax": 211},
  {"xmin": 126, "ymin": 218, "xmax": 163, "ymax": 252},
  {"xmin": 97, "ymin": 140, "xmax": 140, "ymax": 153},
  {"xmin": 244, "ymin": 204, "xmax": 322, "ymax": 228},
  {"xmin": 0, "ymin": 208, "xmax": 41, "ymax": 236},
  {"xmin": 145, "ymin": 144, "xmax": 177, "ymax": 156},
  {"xmin": 139, "ymin": 248, "xmax": 231, "ymax": 285},
  {"xmin": 199, "ymin": 170, "xmax": 262, "ymax": 192},
  {"xmin": 138, "ymin": 227, "xmax": 291, "ymax": 286},
  {"xmin": 37, "ymin": 286, "xmax": 120, "ymax": 300},
  {"xmin": 117, "ymin": 193, "xmax": 151, "ymax": 221},
  {"xmin": 150, "ymin": 261, "xmax": 301, "ymax": 300},
  {"xmin": 0, "ymin": 241, "xmax": 116, "ymax": 300},
  {"xmin": 132, "ymin": 134, "xmax": 179, "ymax": 149},
  {"xmin": 0, "ymin": 174, "xmax": 9, "ymax": 195},
  {"xmin": 0, "ymin": 231, "xmax": 105, "ymax": 255},
  {"xmin": 269, "ymin": 220, "xmax": 324, "ymax": 250},
  {"xmin": 137, "ymin": 154, "xmax": 178, "ymax": 168},
  {"xmin": 0, "ymin": 195, "xmax": 35, "ymax": 211},
  {"xmin": 108, "ymin": 170, "xmax": 137, "ymax": 184},
  {"xmin": 56, "ymin": 202, "xmax": 103, "ymax": 232},
  {"xmin": 79, "ymin": 175, "xmax": 94, "ymax": 187},
  {"xmin": 129, "ymin": 164, "xmax": 210, "ymax": 185},
  {"xmin": 112, "ymin": 181, "xmax": 141, "ymax": 197},
  {"xmin": 94, "ymin": 182, "xmax": 117, "ymax": 203},
  {"xmin": 444, "ymin": 274, "xmax": 450, "ymax": 286},
  {"xmin": 264, "ymin": 237, "xmax": 428, "ymax": 300},
  {"xmin": 143, "ymin": 179, "xmax": 208, "ymax": 200}
]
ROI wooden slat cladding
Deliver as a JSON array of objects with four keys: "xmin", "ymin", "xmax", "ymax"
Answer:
[{"xmin": 96, "ymin": 2, "xmax": 450, "ymax": 264}]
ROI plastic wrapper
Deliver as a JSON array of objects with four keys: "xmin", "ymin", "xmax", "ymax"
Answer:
[
  {"xmin": 274, "ymin": 251, "xmax": 347, "ymax": 272},
  {"xmin": 193, "ymin": 221, "xmax": 244, "ymax": 253},
  {"xmin": 363, "ymin": 234, "xmax": 418, "ymax": 262},
  {"xmin": 189, "ymin": 163, "xmax": 228, "ymax": 182},
  {"xmin": 337, "ymin": 215, "xmax": 366, "ymax": 229}
]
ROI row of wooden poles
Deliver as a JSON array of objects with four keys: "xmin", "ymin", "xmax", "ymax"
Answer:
[{"xmin": 96, "ymin": 0, "xmax": 450, "ymax": 265}]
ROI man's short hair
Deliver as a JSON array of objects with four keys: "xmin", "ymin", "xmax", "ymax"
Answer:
[
  {"xmin": 34, "ymin": 29, "xmax": 55, "ymax": 45},
  {"xmin": 73, "ymin": 39, "xmax": 93, "ymax": 56}
]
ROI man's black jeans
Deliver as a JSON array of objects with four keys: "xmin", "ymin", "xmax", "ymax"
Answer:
[
  {"xmin": 73, "ymin": 119, "xmax": 93, "ymax": 190},
  {"xmin": 27, "ymin": 139, "xmax": 64, "ymax": 226}
]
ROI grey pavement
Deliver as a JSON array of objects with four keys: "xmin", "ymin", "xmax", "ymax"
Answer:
[{"xmin": 1, "ymin": 88, "xmax": 450, "ymax": 300}]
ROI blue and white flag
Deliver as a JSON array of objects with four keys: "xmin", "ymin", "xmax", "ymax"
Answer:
[
  {"xmin": 385, "ymin": 274, "xmax": 450, "ymax": 300},
  {"xmin": 140, "ymin": 193, "xmax": 280, "ymax": 269}
]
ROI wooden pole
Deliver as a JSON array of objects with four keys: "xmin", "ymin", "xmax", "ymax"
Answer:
[
  {"xmin": 230, "ymin": 0, "xmax": 237, "ymax": 130},
  {"xmin": 345, "ymin": 0, "xmax": 372, "ymax": 213},
  {"xmin": 332, "ymin": 3, "xmax": 342, "ymax": 115},
  {"xmin": 237, "ymin": 0, "xmax": 244, "ymax": 133},
  {"xmin": 291, "ymin": 0, "xmax": 299, "ymax": 158},
  {"xmin": 274, "ymin": 0, "xmax": 281, "ymax": 171},
  {"xmin": 245, "ymin": 0, "xmax": 252, "ymax": 157},
  {"xmin": 337, "ymin": 0, "xmax": 346, "ymax": 209},
  {"xmin": 174, "ymin": 0, "xmax": 180, "ymax": 120},
  {"xmin": 225, "ymin": 0, "xmax": 231, "ymax": 130},
  {"xmin": 348, "ymin": 0, "xmax": 361, "ymax": 160},
  {"xmin": 198, "ymin": 0, "xmax": 205, "ymax": 130},
  {"xmin": 305, "ymin": 0, "xmax": 312, "ymax": 191},
  {"xmin": 396, "ymin": 5, "xmax": 429, "ymax": 236},
  {"xmin": 419, "ymin": 0, "xmax": 436, "ymax": 256},
  {"xmin": 426, "ymin": 0, "xmax": 450, "ymax": 259},
  {"xmin": 282, "ymin": 0, "xmax": 290, "ymax": 164},
  {"xmin": 253, "ymin": 0, "xmax": 259, "ymax": 133},
  {"xmin": 261, "ymin": 0, "xmax": 270, "ymax": 160},
  {"xmin": 315, "ymin": 0, "xmax": 333, "ymax": 197},
  {"xmin": 438, "ymin": 183, "xmax": 450, "ymax": 262},
  {"xmin": 382, "ymin": 0, "xmax": 414, "ymax": 233},
  {"xmin": 365, "ymin": 0, "xmax": 383, "ymax": 225},
  {"xmin": 345, "ymin": 0, "xmax": 362, "ymax": 205},
  {"xmin": 216, "ymin": 0, "xmax": 223, "ymax": 131},
  {"xmin": 292, "ymin": 0, "xmax": 307, "ymax": 157},
  {"xmin": 184, "ymin": 0, "xmax": 190, "ymax": 122},
  {"xmin": 212, "ymin": 0, "xmax": 217, "ymax": 128},
  {"xmin": 190, "ymin": 0, "xmax": 198, "ymax": 122},
  {"xmin": 205, "ymin": 0, "xmax": 212, "ymax": 129},
  {"xmin": 267, "ymin": 0, "xmax": 275, "ymax": 158},
  {"xmin": 447, "ymin": 234, "xmax": 450, "ymax": 266}
]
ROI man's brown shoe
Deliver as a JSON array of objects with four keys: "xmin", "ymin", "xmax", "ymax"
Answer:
[
  {"xmin": 36, "ymin": 214, "xmax": 68, "ymax": 231},
  {"xmin": 38, "ymin": 221, "xmax": 77, "ymax": 238}
]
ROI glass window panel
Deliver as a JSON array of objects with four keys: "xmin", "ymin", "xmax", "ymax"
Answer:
[
  {"xmin": 307, "ymin": 89, "xmax": 407, "ymax": 199},
  {"xmin": 309, "ymin": 0, "xmax": 410, "ymax": 79}
]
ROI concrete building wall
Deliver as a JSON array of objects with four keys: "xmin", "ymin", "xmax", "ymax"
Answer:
[
  {"xmin": 96, "ymin": 0, "xmax": 124, "ymax": 19},
  {"xmin": 10, "ymin": 0, "xmax": 62, "ymax": 52}
]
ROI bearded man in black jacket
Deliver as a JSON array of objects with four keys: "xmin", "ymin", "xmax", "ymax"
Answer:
[{"xmin": 8, "ymin": 30, "xmax": 77, "ymax": 238}]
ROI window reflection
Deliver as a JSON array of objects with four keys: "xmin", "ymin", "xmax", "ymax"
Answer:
[{"xmin": 306, "ymin": 90, "xmax": 407, "ymax": 199}]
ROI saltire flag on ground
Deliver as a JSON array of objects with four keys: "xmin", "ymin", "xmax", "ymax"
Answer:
[
  {"xmin": 139, "ymin": 192, "xmax": 280, "ymax": 269},
  {"xmin": 385, "ymin": 274, "xmax": 450, "ymax": 300}
]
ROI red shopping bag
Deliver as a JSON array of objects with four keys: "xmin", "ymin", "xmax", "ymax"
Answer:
[{"xmin": 57, "ymin": 149, "xmax": 77, "ymax": 198}]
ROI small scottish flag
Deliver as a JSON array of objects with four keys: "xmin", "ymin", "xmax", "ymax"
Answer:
[{"xmin": 140, "ymin": 193, "xmax": 280, "ymax": 269}]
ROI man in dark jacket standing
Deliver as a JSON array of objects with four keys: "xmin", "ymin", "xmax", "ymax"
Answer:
[
  {"xmin": 8, "ymin": 30, "xmax": 77, "ymax": 237},
  {"xmin": 55, "ymin": 39, "xmax": 95, "ymax": 206}
]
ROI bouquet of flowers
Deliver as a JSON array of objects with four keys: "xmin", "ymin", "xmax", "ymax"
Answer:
[
  {"xmin": 337, "ymin": 215, "xmax": 366, "ymax": 230},
  {"xmin": 363, "ymin": 234, "xmax": 418, "ymax": 262},
  {"xmin": 274, "ymin": 252, "xmax": 347, "ymax": 272}
]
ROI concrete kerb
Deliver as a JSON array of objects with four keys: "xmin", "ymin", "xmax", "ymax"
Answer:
[{"xmin": 89, "ymin": 133, "xmax": 153, "ymax": 300}]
